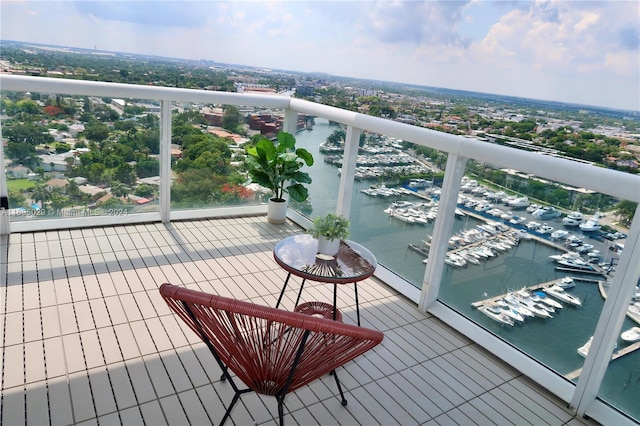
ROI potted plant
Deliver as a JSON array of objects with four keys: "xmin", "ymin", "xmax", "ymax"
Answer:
[
  {"xmin": 245, "ymin": 132, "xmax": 314, "ymax": 223},
  {"xmin": 307, "ymin": 213, "xmax": 350, "ymax": 256}
]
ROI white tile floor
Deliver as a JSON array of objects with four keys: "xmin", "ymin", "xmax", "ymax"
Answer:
[{"xmin": 1, "ymin": 216, "xmax": 598, "ymax": 425}]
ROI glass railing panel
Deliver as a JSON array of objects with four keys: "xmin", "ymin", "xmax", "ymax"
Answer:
[
  {"xmin": 597, "ymin": 288, "xmax": 640, "ymax": 422},
  {"xmin": 435, "ymin": 160, "xmax": 638, "ymax": 420},
  {"xmin": 2, "ymin": 91, "xmax": 161, "ymax": 221},
  {"xmin": 299, "ymin": 121, "xmax": 442, "ymax": 287},
  {"xmin": 291, "ymin": 117, "xmax": 343, "ymax": 218},
  {"xmin": 169, "ymin": 105, "xmax": 288, "ymax": 210}
]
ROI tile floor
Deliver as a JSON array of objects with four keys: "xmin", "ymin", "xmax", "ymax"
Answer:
[{"xmin": 1, "ymin": 216, "xmax": 598, "ymax": 425}]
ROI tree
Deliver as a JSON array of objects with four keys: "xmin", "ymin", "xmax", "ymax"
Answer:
[
  {"xmin": 83, "ymin": 121, "xmax": 110, "ymax": 142},
  {"xmin": 134, "ymin": 184, "xmax": 155, "ymax": 198},
  {"xmin": 614, "ymin": 200, "xmax": 637, "ymax": 224},
  {"xmin": 222, "ymin": 105, "xmax": 242, "ymax": 132},
  {"xmin": 110, "ymin": 182, "xmax": 130, "ymax": 198},
  {"xmin": 31, "ymin": 182, "xmax": 51, "ymax": 209}
]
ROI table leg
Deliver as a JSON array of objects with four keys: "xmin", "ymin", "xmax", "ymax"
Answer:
[
  {"xmin": 293, "ymin": 279, "xmax": 307, "ymax": 307},
  {"xmin": 275, "ymin": 273, "xmax": 292, "ymax": 309},
  {"xmin": 333, "ymin": 284, "xmax": 338, "ymax": 321},
  {"xmin": 354, "ymin": 282, "xmax": 360, "ymax": 326}
]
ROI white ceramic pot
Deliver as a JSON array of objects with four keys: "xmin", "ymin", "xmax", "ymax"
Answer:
[
  {"xmin": 317, "ymin": 236, "xmax": 340, "ymax": 256},
  {"xmin": 267, "ymin": 198, "xmax": 288, "ymax": 224}
]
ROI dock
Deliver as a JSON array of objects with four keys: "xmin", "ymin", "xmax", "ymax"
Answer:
[
  {"xmin": 565, "ymin": 341, "xmax": 640, "ymax": 380},
  {"xmin": 470, "ymin": 277, "xmax": 590, "ymax": 308}
]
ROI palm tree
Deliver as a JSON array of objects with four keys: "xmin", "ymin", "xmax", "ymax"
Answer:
[
  {"xmin": 31, "ymin": 182, "xmax": 50, "ymax": 209},
  {"xmin": 110, "ymin": 182, "xmax": 130, "ymax": 199}
]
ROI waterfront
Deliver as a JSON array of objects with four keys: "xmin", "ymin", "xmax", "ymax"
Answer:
[{"xmin": 293, "ymin": 118, "xmax": 640, "ymax": 420}]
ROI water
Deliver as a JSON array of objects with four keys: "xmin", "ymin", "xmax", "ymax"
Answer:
[{"xmin": 293, "ymin": 119, "xmax": 640, "ymax": 420}]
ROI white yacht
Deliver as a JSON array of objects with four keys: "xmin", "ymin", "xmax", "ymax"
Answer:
[
  {"xmin": 537, "ymin": 224, "xmax": 554, "ymax": 234},
  {"xmin": 478, "ymin": 304, "xmax": 515, "ymax": 326},
  {"xmin": 509, "ymin": 215, "xmax": 527, "ymax": 225},
  {"xmin": 579, "ymin": 216, "xmax": 602, "ymax": 232},
  {"xmin": 544, "ymin": 285, "xmax": 583, "ymax": 307},
  {"xmin": 550, "ymin": 229, "xmax": 569, "ymax": 240},
  {"xmin": 557, "ymin": 276, "xmax": 576, "ymax": 289},
  {"xmin": 562, "ymin": 211, "xmax": 585, "ymax": 226},
  {"xmin": 531, "ymin": 206, "xmax": 562, "ymax": 220},
  {"xmin": 620, "ymin": 327, "xmax": 640, "ymax": 343},
  {"xmin": 531, "ymin": 290, "xmax": 564, "ymax": 309},
  {"xmin": 508, "ymin": 196, "xmax": 530, "ymax": 209}
]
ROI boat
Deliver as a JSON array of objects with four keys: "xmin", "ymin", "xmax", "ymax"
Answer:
[
  {"xmin": 557, "ymin": 276, "xmax": 576, "ymax": 289},
  {"xmin": 508, "ymin": 196, "xmax": 530, "ymax": 209},
  {"xmin": 502, "ymin": 295, "xmax": 535, "ymax": 318},
  {"xmin": 478, "ymin": 305, "xmax": 515, "ymax": 326},
  {"xmin": 475, "ymin": 203, "xmax": 493, "ymax": 212},
  {"xmin": 620, "ymin": 327, "xmax": 640, "ymax": 343},
  {"xmin": 548, "ymin": 251, "xmax": 581, "ymax": 262},
  {"xmin": 579, "ymin": 216, "xmax": 602, "ymax": 232},
  {"xmin": 513, "ymin": 290, "xmax": 554, "ymax": 318},
  {"xmin": 578, "ymin": 336, "xmax": 593, "ymax": 358},
  {"xmin": 494, "ymin": 304, "xmax": 525, "ymax": 323},
  {"xmin": 544, "ymin": 285, "xmax": 583, "ymax": 307},
  {"xmin": 562, "ymin": 211, "xmax": 585, "ymax": 226},
  {"xmin": 526, "ymin": 204, "xmax": 539, "ymax": 213},
  {"xmin": 531, "ymin": 206, "xmax": 562, "ymax": 220},
  {"xmin": 532, "ymin": 291, "xmax": 564, "ymax": 309},
  {"xmin": 550, "ymin": 229, "xmax": 569, "ymax": 240},
  {"xmin": 575, "ymin": 243, "xmax": 595, "ymax": 253},
  {"xmin": 556, "ymin": 257, "xmax": 595, "ymax": 271},
  {"xmin": 537, "ymin": 223, "xmax": 554, "ymax": 235},
  {"xmin": 526, "ymin": 221, "xmax": 541, "ymax": 230},
  {"xmin": 509, "ymin": 215, "xmax": 527, "ymax": 225}
]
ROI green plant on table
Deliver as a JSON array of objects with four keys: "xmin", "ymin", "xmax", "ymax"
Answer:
[{"xmin": 307, "ymin": 213, "xmax": 350, "ymax": 241}]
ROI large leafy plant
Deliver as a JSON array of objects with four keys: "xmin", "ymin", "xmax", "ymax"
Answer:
[{"xmin": 245, "ymin": 132, "xmax": 314, "ymax": 202}]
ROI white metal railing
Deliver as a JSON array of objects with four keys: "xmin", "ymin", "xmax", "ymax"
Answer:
[{"xmin": 1, "ymin": 75, "xmax": 639, "ymax": 424}]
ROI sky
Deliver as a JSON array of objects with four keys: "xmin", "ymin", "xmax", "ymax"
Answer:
[{"xmin": 1, "ymin": 1, "xmax": 639, "ymax": 111}]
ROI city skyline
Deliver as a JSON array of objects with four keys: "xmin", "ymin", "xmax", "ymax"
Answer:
[{"xmin": 1, "ymin": 1, "xmax": 638, "ymax": 111}]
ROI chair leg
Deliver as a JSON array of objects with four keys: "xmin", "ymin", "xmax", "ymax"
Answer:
[
  {"xmin": 219, "ymin": 388, "xmax": 253, "ymax": 426},
  {"xmin": 219, "ymin": 392, "xmax": 241, "ymax": 426},
  {"xmin": 277, "ymin": 395, "xmax": 285, "ymax": 426},
  {"xmin": 332, "ymin": 369, "xmax": 348, "ymax": 406}
]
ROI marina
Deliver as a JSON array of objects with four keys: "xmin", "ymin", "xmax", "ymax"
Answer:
[{"xmin": 292, "ymin": 118, "xmax": 639, "ymax": 418}]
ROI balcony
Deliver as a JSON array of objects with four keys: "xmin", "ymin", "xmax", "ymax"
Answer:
[
  {"xmin": 1, "ymin": 75, "xmax": 639, "ymax": 425},
  {"xmin": 1, "ymin": 216, "xmax": 598, "ymax": 425}
]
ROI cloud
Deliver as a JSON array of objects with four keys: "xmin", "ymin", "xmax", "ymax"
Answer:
[{"xmin": 0, "ymin": 0, "xmax": 637, "ymax": 110}]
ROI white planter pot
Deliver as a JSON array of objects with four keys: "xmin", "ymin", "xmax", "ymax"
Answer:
[
  {"xmin": 267, "ymin": 198, "xmax": 288, "ymax": 224},
  {"xmin": 317, "ymin": 236, "xmax": 341, "ymax": 256}
]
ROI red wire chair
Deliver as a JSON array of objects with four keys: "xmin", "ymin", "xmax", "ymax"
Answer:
[{"xmin": 159, "ymin": 283, "xmax": 384, "ymax": 426}]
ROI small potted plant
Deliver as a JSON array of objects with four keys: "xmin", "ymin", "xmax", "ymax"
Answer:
[
  {"xmin": 307, "ymin": 213, "xmax": 350, "ymax": 256},
  {"xmin": 245, "ymin": 132, "xmax": 314, "ymax": 223}
]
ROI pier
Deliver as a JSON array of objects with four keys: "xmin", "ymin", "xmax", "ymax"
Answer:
[
  {"xmin": 470, "ymin": 277, "xmax": 594, "ymax": 308},
  {"xmin": 565, "ymin": 341, "xmax": 640, "ymax": 380}
]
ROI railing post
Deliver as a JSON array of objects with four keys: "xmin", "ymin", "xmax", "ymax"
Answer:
[
  {"xmin": 419, "ymin": 154, "xmax": 467, "ymax": 310},
  {"xmin": 159, "ymin": 100, "xmax": 172, "ymax": 223},
  {"xmin": 336, "ymin": 126, "xmax": 361, "ymax": 219},
  {"xmin": 283, "ymin": 108, "xmax": 298, "ymax": 135},
  {"xmin": 0, "ymin": 116, "xmax": 9, "ymax": 235}
]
